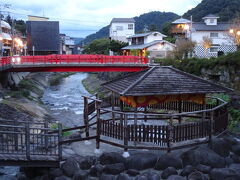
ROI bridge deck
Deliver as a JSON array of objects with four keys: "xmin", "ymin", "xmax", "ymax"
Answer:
[{"xmin": 0, "ymin": 55, "xmax": 149, "ymax": 72}]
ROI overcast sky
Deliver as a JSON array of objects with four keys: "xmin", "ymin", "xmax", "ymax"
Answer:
[{"xmin": 1, "ymin": 0, "xmax": 202, "ymax": 38}]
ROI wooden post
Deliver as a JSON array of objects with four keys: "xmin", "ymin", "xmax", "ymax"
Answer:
[
  {"xmin": 124, "ymin": 114, "xmax": 128, "ymax": 152},
  {"xmin": 14, "ymin": 119, "xmax": 18, "ymax": 150},
  {"xmin": 209, "ymin": 111, "xmax": 214, "ymax": 147},
  {"xmin": 111, "ymin": 92, "xmax": 115, "ymax": 121},
  {"xmin": 167, "ymin": 116, "xmax": 173, "ymax": 153},
  {"xmin": 134, "ymin": 108, "xmax": 137, "ymax": 146},
  {"xmin": 178, "ymin": 100, "xmax": 182, "ymax": 124},
  {"xmin": 84, "ymin": 97, "xmax": 89, "ymax": 137},
  {"xmin": 44, "ymin": 120, "xmax": 49, "ymax": 149},
  {"xmin": 144, "ymin": 107, "xmax": 147, "ymax": 122},
  {"xmin": 58, "ymin": 123, "xmax": 63, "ymax": 160},
  {"xmin": 25, "ymin": 122, "xmax": 30, "ymax": 160},
  {"xmin": 96, "ymin": 101, "xmax": 101, "ymax": 150},
  {"xmin": 120, "ymin": 100, "xmax": 124, "ymax": 126}
]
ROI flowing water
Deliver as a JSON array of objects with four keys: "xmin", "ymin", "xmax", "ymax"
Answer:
[{"xmin": 42, "ymin": 73, "xmax": 91, "ymax": 127}]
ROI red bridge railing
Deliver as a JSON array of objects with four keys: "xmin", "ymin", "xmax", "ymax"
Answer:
[{"xmin": 0, "ymin": 55, "xmax": 148, "ymax": 67}]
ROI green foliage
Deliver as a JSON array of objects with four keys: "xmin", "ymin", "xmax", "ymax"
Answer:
[
  {"xmin": 109, "ymin": 40, "xmax": 128, "ymax": 54},
  {"xmin": 130, "ymin": 49, "xmax": 141, "ymax": 56},
  {"xmin": 51, "ymin": 123, "xmax": 72, "ymax": 137},
  {"xmin": 164, "ymin": 37, "xmax": 176, "ymax": 44},
  {"xmin": 8, "ymin": 90, "xmax": 30, "ymax": 99},
  {"xmin": 228, "ymin": 108, "xmax": 240, "ymax": 133},
  {"xmin": 83, "ymin": 38, "xmax": 110, "ymax": 55},
  {"xmin": 183, "ymin": 0, "xmax": 240, "ymax": 22},
  {"xmin": 155, "ymin": 51, "xmax": 240, "ymax": 75}
]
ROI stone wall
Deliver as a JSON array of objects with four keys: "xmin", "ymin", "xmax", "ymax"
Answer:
[{"xmin": 0, "ymin": 72, "xmax": 29, "ymax": 88}]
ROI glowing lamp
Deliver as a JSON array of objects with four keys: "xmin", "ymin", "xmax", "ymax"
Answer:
[
  {"xmin": 184, "ymin": 24, "xmax": 190, "ymax": 30},
  {"xmin": 237, "ymin": 31, "xmax": 240, "ymax": 36},
  {"xmin": 229, "ymin": 29, "xmax": 234, "ymax": 34}
]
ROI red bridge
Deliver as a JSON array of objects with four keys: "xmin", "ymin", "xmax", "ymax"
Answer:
[{"xmin": 0, "ymin": 55, "xmax": 149, "ymax": 72}]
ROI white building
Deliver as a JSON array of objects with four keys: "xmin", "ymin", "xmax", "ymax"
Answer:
[
  {"xmin": 109, "ymin": 18, "xmax": 135, "ymax": 43},
  {"xmin": 59, "ymin": 34, "xmax": 75, "ymax": 54},
  {"xmin": 172, "ymin": 14, "xmax": 237, "ymax": 58},
  {"xmin": 122, "ymin": 31, "xmax": 175, "ymax": 58},
  {"xmin": 0, "ymin": 20, "xmax": 12, "ymax": 56}
]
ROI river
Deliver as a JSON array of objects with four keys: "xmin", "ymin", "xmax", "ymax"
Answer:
[{"xmin": 42, "ymin": 73, "xmax": 91, "ymax": 127}]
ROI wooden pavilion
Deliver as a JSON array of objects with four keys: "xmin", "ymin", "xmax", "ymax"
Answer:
[{"xmin": 83, "ymin": 66, "xmax": 231, "ymax": 155}]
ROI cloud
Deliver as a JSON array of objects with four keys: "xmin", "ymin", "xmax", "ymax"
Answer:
[{"xmin": 2, "ymin": 0, "xmax": 200, "ymax": 37}]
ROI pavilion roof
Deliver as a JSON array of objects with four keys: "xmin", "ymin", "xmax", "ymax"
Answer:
[{"xmin": 102, "ymin": 66, "xmax": 232, "ymax": 96}]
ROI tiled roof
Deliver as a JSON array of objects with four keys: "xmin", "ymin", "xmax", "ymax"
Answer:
[
  {"xmin": 202, "ymin": 14, "xmax": 220, "ymax": 19},
  {"xmin": 172, "ymin": 18, "xmax": 191, "ymax": 24},
  {"xmin": 192, "ymin": 22, "xmax": 232, "ymax": 31},
  {"xmin": 122, "ymin": 40, "xmax": 175, "ymax": 50},
  {"xmin": 110, "ymin": 18, "xmax": 135, "ymax": 24},
  {"xmin": 103, "ymin": 66, "xmax": 231, "ymax": 96},
  {"xmin": 128, "ymin": 32, "xmax": 167, "ymax": 38}
]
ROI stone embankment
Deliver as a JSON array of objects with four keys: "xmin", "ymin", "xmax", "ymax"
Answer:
[{"xmin": 13, "ymin": 135, "xmax": 240, "ymax": 180}]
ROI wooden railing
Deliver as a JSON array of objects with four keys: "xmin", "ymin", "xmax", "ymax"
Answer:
[
  {"xmin": 94, "ymin": 96, "xmax": 229, "ymax": 152},
  {"xmin": 0, "ymin": 121, "xmax": 62, "ymax": 160}
]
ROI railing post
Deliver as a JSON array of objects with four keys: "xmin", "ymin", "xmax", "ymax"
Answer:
[
  {"xmin": 96, "ymin": 101, "xmax": 101, "ymax": 150},
  {"xmin": 123, "ymin": 114, "xmax": 129, "ymax": 156},
  {"xmin": 14, "ymin": 119, "xmax": 18, "ymax": 150},
  {"xmin": 84, "ymin": 97, "xmax": 89, "ymax": 137},
  {"xmin": 167, "ymin": 116, "xmax": 173, "ymax": 153},
  {"xmin": 58, "ymin": 123, "xmax": 63, "ymax": 160},
  {"xmin": 178, "ymin": 100, "xmax": 182, "ymax": 124},
  {"xmin": 44, "ymin": 120, "xmax": 49, "ymax": 149},
  {"xmin": 25, "ymin": 122, "xmax": 30, "ymax": 160},
  {"xmin": 209, "ymin": 111, "xmax": 214, "ymax": 147}
]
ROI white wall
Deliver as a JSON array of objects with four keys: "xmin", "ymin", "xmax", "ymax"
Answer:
[
  {"xmin": 191, "ymin": 31, "xmax": 234, "ymax": 45},
  {"xmin": 147, "ymin": 42, "xmax": 175, "ymax": 51},
  {"xmin": 204, "ymin": 18, "xmax": 218, "ymax": 25},
  {"xmin": 144, "ymin": 33, "xmax": 164, "ymax": 43},
  {"xmin": 109, "ymin": 22, "xmax": 135, "ymax": 42}
]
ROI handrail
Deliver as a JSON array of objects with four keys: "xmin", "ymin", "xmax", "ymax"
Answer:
[{"xmin": 0, "ymin": 55, "xmax": 148, "ymax": 69}]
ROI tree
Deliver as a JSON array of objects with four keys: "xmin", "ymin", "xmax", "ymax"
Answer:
[
  {"xmin": 109, "ymin": 40, "xmax": 128, "ymax": 54},
  {"xmin": 173, "ymin": 39, "xmax": 196, "ymax": 59},
  {"xmin": 202, "ymin": 36, "xmax": 212, "ymax": 56},
  {"xmin": 229, "ymin": 16, "xmax": 240, "ymax": 49},
  {"xmin": 83, "ymin": 38, "xmax": 110, "ymax": 55},
  {"xmin": 149, "ymin": 24, "xmax": 157, "ymax": 31}
]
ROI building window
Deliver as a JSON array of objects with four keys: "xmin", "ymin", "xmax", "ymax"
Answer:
[
  {"xmin": 210, "ymin": 32, "xmax": 218, "ymax": 38},
  {"xmin": 210, "ymin": 19, "xmax": 214, "ymax": 23},
  {"xmin": 128, "ymin": 24, "xmax": 133, "ymax": 30},
  {"xmin": 116, "ymin": 26, "xmax": 123, "ymax": 31},
  {"xmin": 210, "ymin": 46, "xmax": 219, "ymax": 52}
]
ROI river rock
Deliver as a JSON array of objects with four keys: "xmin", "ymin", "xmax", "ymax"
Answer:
[
  {"xmin": 99, "ymin": 152, "xmax": 125, "ymax": 165},
  {"xmin": 72, "ymin": 170, "xmax": 89, "ymax": 180},
  {"xmin": 77, "ymin": 156, "xmax": 97, "ymax": 170},
  {"xmin": 180, "ymin": 165, "xmax": 195, "ymax": 176},
  {"xmin": 99, "ymin": 174, "xmax": 115, "ymax": 180},
  {"xmin": 116, "ymin": 173, "xmax": 131, "ymax": 180},
  {"xmin": 126, "ymin": 169, "xmax": 140, "ymax": 176},
  {"xmin": 229, "ymin": 163, "xmax": 240, "ymax": 172},
  {"xmin": 210, "ymin": 138, "xmax": 230, "ymax": 157},
  {"xmin": 136, "ymin": 171, "xmax": 160, "ymax": 180},
  {"xmin": 155, "ymin": 153, "xmax": 182, "ymax": 170},
  {"xmin": 49, "ymin": 168, "xmax": 64, "ymax": 179},
  {"xmin": 54, "ymin": 176, "xmax": 72, "ymax": 180},
  {"xmin": 231, "ymin": 144, "xmax": 240, "ymax": 156},
  {"xmin": 89, "ymin": 164, "xmax": 104, "ymax": 177},
  {"xmin": 223, "ymin": 136, "xmax": 238, "ymax": 146},
  {"xmin": 188, "ymin": 171, "xmax": 208, "ymax": 180},
  {"xmin": 0, "ymin": 175, "xmax": 17, "ymax": 180},
  {"xmin": 16, "ymin": 172, "xmax": 27, "ymax": 180},
  {"xmin": 103, "ymin": 163, "xmax": 125, "ymax": 175},
  {"xmin": 195, "ymin": 164, "xmax": 211, "ymax": 174},
  {"xmin": 126, "ymin": 152, "xmax": 158, "ymax": 170},
  {"xmin": 161, "ymin": 167, "xmax": 178, "ymax": 179},
  {"xmin": 181, "ymin": 146, "xmax": 226, "ymax": 168},
  {"xmin": 61, "ymin": 158, "xmax": 80, "ymax": 177},
  {"xmin": 231, "ymin": 154, "xmax": 240, "ymax": 163},
  {"xmin": 210, "ymin": 168, "xmax": 240, "ymax": 180},
  {"xmin": 167, "ymin": 175, "xmax": 185, "ymax": 180}
]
